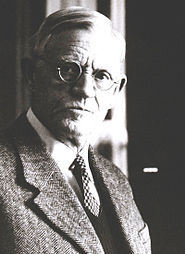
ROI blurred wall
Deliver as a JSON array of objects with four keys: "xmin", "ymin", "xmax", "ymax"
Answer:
[
  {"xmin": 0, "ymin": 1, "xmax": 16, "ymax": 128},
  {"xmin": 126, "ymin": 1, "xmax": 185, "ymax": 253},
  {"xmin": 0, "ymin": 0, "xmax": 45, "ymax": 128}
]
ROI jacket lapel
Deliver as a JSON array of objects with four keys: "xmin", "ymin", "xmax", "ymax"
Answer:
[
  {"xmin": 10, "ymin": 116, "xmax": 104, "ymax": 254},
  {"xmin": 10, "ymin": 115, "xmax": 147, "ymax": 253},
  {"xmin": 89, "ymin": 147, "xmax": 147, "ymax": 254}
]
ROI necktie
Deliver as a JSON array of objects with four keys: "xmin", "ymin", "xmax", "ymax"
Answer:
[{"xmin": 71, "ymin": 155, "xmax": 100, "ymax": 217}]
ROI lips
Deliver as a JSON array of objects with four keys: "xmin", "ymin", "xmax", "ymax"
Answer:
[
  {"xmin": 66, "ymin": 107, "xmax": 94, "ymax": 114},
  {"xmin": 67, "ymin": 106, "xmax": 93, "ymax": 112},
  {"xmin": 52, "ymin": 101, "xmax": 96, "ymax": 115}
]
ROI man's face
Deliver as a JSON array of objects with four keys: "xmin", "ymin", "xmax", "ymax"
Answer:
[{"xmin": 31, "ymin": 28, "xmax": 123, "ymax": 149}]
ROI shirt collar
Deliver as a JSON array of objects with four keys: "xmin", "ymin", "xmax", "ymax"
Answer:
[{"xmin": 26, "ymin": 108, "xmax": 89, "ymax": 171}]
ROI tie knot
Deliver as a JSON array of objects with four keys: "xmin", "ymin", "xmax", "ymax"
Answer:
[
  {"xmin": 69, "ymin": 155, "xmax": 86, "ymax": 174},
  {"xmin": 75, "ymin": 155, "xmax": 86, "ymax": 170}
]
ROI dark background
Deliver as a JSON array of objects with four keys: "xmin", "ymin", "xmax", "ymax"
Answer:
[
  {"xmin": 126, "ymin": 1, "xmax": 185, "ymax": 253},
  {"xmin": 0, "ymin": 1, "xmax": 184, "ymax": 253}
]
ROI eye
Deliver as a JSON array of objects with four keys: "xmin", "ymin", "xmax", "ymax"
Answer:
[
  {"xmin": 57, "ymin": 61, "xmax": 81, "ymax": 82},
  {"xmin": 94, "ymin": 70, "xmax": 113, "ymax": 90},
  {"xmin": 94, "ymin": 70, "xmax": 111, "ymax": 82}
]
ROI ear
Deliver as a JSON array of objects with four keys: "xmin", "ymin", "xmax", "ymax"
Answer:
[
  {"xmin": 21, "ymin": 57, "xmax": 35, "ymax": 89},
  {"xmin": 108, "ymin": 74, "xmax": 127, "ymax": 109},
  {"xmin": 118, "ymin": 73, "xmax": 127, "ymax": 91}
]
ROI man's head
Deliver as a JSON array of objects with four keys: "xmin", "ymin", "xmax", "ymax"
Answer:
[{"xmin": 23, "ymin": 6, "xmax": 127, "ymax": 151}]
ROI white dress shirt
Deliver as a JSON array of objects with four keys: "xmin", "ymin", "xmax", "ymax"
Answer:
[{"xmin": 26, "ymin": 108, "xmax": 100, "ymax": 205}]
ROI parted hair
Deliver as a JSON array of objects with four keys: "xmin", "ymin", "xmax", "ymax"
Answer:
[{"xmin": 29, "ymin": 6, "xmax": 125, "ymax": 62}]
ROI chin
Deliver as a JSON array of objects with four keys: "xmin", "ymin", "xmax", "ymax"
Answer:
[
  {"xmin": 68, "ymin": 121, "xmax": 94, "ymax": 137},
  {"xmin": 72, "ymin": 113, "xmax": 105, "ymax": 135},
  {"xmin": 48, "ymin": 113, "xmax": 104, "ymax": 144}
]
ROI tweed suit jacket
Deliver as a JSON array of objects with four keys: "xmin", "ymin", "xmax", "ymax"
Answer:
[{"xmin": 0, "ymin": 115, "xmax": 151, "ymax": 254}]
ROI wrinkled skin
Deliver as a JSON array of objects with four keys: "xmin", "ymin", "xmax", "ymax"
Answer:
[{"xmin": 26, "ymin": 28, "xmax": 125, "ymax": 152}]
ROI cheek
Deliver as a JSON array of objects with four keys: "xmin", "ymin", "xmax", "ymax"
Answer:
[
  {"xmin": 96, "ymin": 92, "xmax": 115, "ymax": 112},
  {"xmin": 33, "ymin": 69, "xmax": 67, "ymax": 108},
  {"xmin": 37, "ymin": 88, "xmax": 67, "ymax": 113}
]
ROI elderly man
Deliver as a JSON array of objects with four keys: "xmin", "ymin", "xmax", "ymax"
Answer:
[{"xmin": 0, "ymin": 6, "xmax": 151, "ymax": 254}]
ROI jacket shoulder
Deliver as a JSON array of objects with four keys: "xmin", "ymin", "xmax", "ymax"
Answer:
[
  {"xmin": 89, "ymin": 147, "xmax": 133, "ymax": 197},
  {"xmin": 0, "ymin": 127, "xmax": 19, "ymax": 183},
  {"xmin": 0, "ymin": 129, "xmax": 16, "ymax": 159}
]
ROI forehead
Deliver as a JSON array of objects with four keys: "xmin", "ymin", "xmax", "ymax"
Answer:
[{"xmin": 45, "ymin": 29, "xmax": 122, "ymax": 69}]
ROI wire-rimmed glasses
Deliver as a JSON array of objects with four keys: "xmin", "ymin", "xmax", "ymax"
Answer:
[{"xmin": 57, "ymin": 61, "xmax": 119, "ymax": 91}]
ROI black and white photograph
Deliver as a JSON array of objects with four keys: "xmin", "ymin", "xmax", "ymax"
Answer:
[{"xmin": 0, "ymin": 1, "xmax": 184, "ymax": 253}]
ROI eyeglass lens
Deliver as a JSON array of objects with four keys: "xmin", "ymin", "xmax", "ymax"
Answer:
[
  {"xmin": 58, "ymin": 61, "xmax": 114, "ymax": 91},
  {"xmin": 59, "ymin": 62, "xmax": 81, "ymax": 82}
]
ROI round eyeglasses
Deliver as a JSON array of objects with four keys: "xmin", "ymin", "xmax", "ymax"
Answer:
[{"xmin": 57, "ymin": 61, "xmax": 118, "ymax": 91}]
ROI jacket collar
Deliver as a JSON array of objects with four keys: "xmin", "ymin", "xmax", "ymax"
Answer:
[
  {"xmin": 10, "ymin": 114, "xmax": 146, "ymax": 254},
  {"xmin": 89, "ymin": 147, "xmax": 147, "ymax": 253},
  {"xmin": 11, "ymin": 115, "xmax": 105, "ymax": 254}
]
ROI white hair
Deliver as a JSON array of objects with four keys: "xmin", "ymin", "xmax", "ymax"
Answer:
[{"xmin": 29, "ymin": 6, "xmax": 126, "ymax": 63}]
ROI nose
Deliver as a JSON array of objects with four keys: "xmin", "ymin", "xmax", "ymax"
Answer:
[{"xmin": 72, "ymin": 73, "xmax": 96, "ymax": 98}]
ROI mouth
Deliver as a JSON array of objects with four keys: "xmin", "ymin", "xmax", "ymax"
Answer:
[
  {"xmin": 66, "ymin": 107, "xmax": 94, "ymax": 113},
  {"xmin": 52, "ymin": 102, "xmax": 96, "ymax": 115}
]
